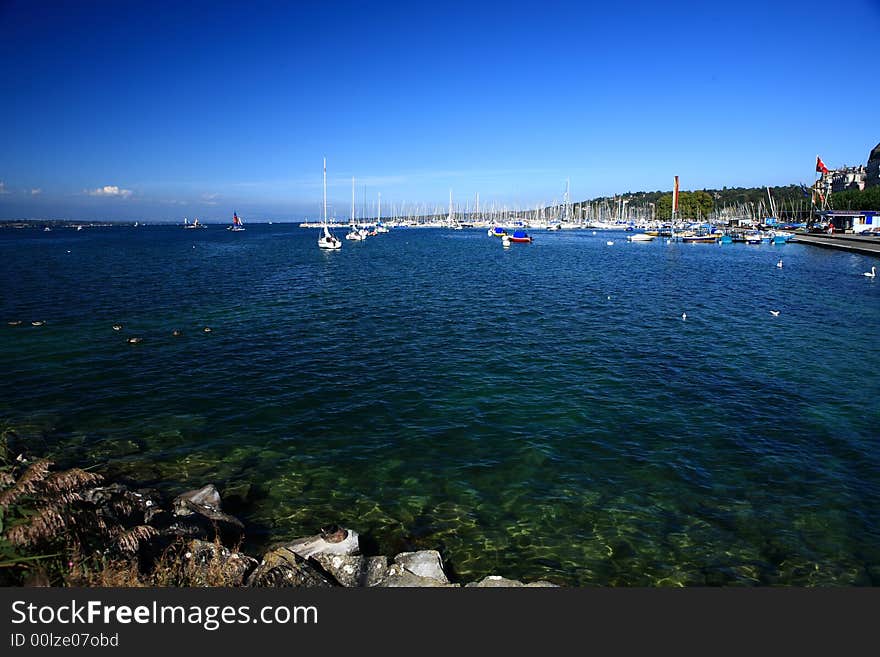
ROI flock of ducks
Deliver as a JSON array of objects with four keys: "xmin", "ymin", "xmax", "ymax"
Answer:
[{"xmin": 7, "ymin": 320, "xmax": 213, "ymax": 344}]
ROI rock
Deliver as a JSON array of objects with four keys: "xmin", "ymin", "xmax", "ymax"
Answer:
[
  {"xmin": 247, "ymin": 546, "xmax": 336, "ymax": 587},
  {"xmin": 173, "ymin": 484, "xmax": 222, "ymax": 514},
  {"xmin": 164, "ymin": 484, "xmax": 245, "ymax": 544},
  {"xmin": 287, "ymin": 525, "xmax": 360, "ymax": 559},
  {"xmin": 392, "ymin": 550, "xmax": 449, "ymax": 583},
  {"xmin": 465, "ymin": 575, "xmax": 558, "ymax": 587},
  {"xmin": 309, "ymin": 554, "xmax": 389, "ymax": 587},
  {"xmin": 82, "ymin": 483, "xmax": 165, "ymax": 527},
  {"xmin": 182, "ymin": 539, "xmax": 258, "ymax": 586},
  {"xmin": 375, "ymin": 563, "xmax": 459, "ymax": 587}
]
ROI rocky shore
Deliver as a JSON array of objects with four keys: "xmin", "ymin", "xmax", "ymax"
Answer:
[{"xmin": 70, "ymin": 479, "xmax": 557, "ymax": 588}]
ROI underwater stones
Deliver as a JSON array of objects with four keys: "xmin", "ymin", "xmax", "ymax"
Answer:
[
  {"xmin": 309, "ymin": 554, "xmax": 389, "ymax": 587},
  {"xmin": 465, "ymin": 575, "xmax": 557, "ymax": 587},
  {"xmin": 246, "ymin": 546, "xmax": 335, "ymax": 587},
  {"xmin": 286, "ymin": 525, "xmax": 360, "ymax": 559}
]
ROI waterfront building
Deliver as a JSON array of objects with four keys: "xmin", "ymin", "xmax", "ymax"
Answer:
[
  {"xmin": 824, "ymin": 210, "xmax": 879, "ymax": 234},
  {"xmin": 866, "ymin": 142, "xmax": 880, "ymax": 188}
]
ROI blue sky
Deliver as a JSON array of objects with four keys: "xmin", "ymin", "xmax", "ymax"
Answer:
[{"xmin": 1, "ymin": 0, "xmax": 878, "ymax": 221}]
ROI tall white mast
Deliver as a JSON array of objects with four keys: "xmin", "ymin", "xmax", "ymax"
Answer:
[
  {"xmin": 448, "ymin": 188, "xmax": 453, "ymax": 223},
  {"xmin": 378, "ymin": 192, "xmax": 381, "ymax": 223},
  {"xmin": 322, "ymin": 157, "xmax": 327, "ymax": 225},
  {"xmin": 351, "ymin": 177, "xmax": 355, "ymax": 224}
]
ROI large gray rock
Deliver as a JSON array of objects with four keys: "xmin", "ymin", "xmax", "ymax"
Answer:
[
  {"xmin": 309, "ymin": 554, "xmax": 389, "ymax": 587},
  {"xmin": 465, "ymin": 575, "xmax": 558, "ymax": 587},
  {"xmin": 287, "ymin": 525, "xmax": 360, "ymax": 559},
  {"xmin": 392, "ymin": 550, "xmax": 449, "ymax": 583},
  {"xmin": 173, "ymin": 484, "xmax": 222, "ymax": 514},
  {"xmin": 164, "ymin": 484, "xmax": 244, "ymax": 544},
  {"xmin": 375, "ymin": 563, "xmax": 459, "ymax": 587},
  {"xmin": 247, "ymin": 545, "xmax": 336, "ymax": 587}
]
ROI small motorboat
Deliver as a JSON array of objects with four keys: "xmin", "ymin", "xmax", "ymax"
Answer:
[
  {"xmin": 508, "ymin": 229, "xmax": 532, "ymax": 243},
  {"xmin": 488, "ymin": 226, "xmax": 507, "ymax": 238},
  {"xmin": 627, "ymin": 233, "xmax": 655, "ymax": 242}
]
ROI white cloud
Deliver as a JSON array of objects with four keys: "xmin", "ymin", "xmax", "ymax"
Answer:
[
  {"xmin": 30, "ymin": 188, "xmax": 42, "ymax": 196},
  {"xmin": 0, "ymin": 181, "xmax": 9, "ymax": 194},
  {"xmin": 88, "ymin": 185, "xmax": 133, "ymax": 198},
  {"xmin": 201, "ymin": 193, "xmax": 220, "ymax": 205}
]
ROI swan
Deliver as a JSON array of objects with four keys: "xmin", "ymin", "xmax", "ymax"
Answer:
[
  {"xmin": 864, "ymin": 266, "xmax": 876, "ymax": 278},
  {"xmin": 776, "ymin": 259, "xmax": 783, "ymax": 268},
  {"xmin": 112, "ymin": 324, "xmax": 123, "ymax": 331},
  {"xmin": 8, "ymin": 320, "xmax": 22, "ymax": 326},
  {"xmin": 127, "ymin": 337, "xmax": 142, "ymax": 344},
  {"xmin": 203, "ymin": 327, "xmax": 212, "ymax": 333},
  {"xmin": 606, "ymin": 240, "xmax": 614, "ymax": 246},
  {"xmin": 31, "ymin": 321, "xmax": 44, "ymax": 326},
  {"xmin": 770, "ymin": 310, "xmax": 780, "ymax": 317}
]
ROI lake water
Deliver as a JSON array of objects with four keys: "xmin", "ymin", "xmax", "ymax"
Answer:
[{"xmin": 2, "ymin": 224, "xmax": 878, "ymax": 585}]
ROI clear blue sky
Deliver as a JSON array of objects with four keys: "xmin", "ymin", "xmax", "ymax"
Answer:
[{"xmin": 1, "ymin": 0, "xmax": 878, "ymax": 221}]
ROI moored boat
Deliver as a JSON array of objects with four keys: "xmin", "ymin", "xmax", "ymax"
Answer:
[{"xmin": 508, "ymin": 229, "xmax": 532, "ymax": 243}]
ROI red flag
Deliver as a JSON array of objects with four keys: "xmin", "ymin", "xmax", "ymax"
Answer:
[{"xmin": 816, "ymin": 156, "xmax": 829, "ymax": 174}]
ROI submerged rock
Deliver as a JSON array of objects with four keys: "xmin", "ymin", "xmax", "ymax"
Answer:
[{"xmin": 247, "ymin": 546, "xmax": 335, "ymax": 587}]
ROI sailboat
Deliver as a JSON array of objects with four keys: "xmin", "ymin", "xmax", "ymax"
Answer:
[
  {"xmin": 184, "ymin": 217, "xmax": 205, "ymax": 229},
  {"xmin": 448, "ymin": 189, "xmax": 462, "ymax": 229},
  {"xmin": 227, "ymin": 211, "xmax": 245, "ymax": 231},
  {"xmin": 345, "ymin": 177, "xmax": 367, "ymax": 241},
  {"xmin": 317, "ymin": 158, "xmax": 342, "ymax": 250},
  {"xmin": 374, "ymin": 192, "xmax": 389, "ymax": 233}
]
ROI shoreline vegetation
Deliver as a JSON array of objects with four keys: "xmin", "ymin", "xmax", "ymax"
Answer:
[{"xmin": 0, "ymin": 437, "xmax": 554, "ymax": 589}]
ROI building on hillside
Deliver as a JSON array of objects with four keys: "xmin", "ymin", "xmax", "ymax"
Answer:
[
  {"xmin": 816, "ymin": 142, "xmax": 878, "ymax": 195},
  {"xmin": 866, "ymin": 143, "xmax": 880, "ymax": 188}
]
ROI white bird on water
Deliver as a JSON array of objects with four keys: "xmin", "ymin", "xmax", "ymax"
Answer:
[
  {"xmin": 606, "ymin": 240, "xmax": 614, "ymax": 246},
  {"xmin": 776, "ymin": 259, "xmax": 783, "ymax": 268},
  {"xmin": 681, "ymin": 312, "xmax": 687, "ymax": 321},
  {"xmin": 864, "ymin": 266, "xmax": 876, "ymax": 278},
  {"xmin": 770, "ymin": 310, "xmax": 780, "ymax": 317}
]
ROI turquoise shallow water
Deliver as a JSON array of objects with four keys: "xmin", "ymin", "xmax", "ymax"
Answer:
[{"xmin": 1, "ymin": 224, "xmax": 879, "ymax": 585}]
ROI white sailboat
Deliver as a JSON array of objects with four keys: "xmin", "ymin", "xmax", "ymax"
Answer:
[
  {"xmin": 317, "ymin": 157, "xmax": 342, "ymax": 250},
  {"xmin": 345, "ymin": 177, "xmax": 367, "ymax": 241},
  {"xmin": 375, "ymin": 192, "xmax": 389, "ymax": 233}
]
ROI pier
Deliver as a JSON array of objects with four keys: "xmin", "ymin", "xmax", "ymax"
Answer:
[{"xmin": 791, "ymin": 233, "xmax": 880, "ymax": 257}]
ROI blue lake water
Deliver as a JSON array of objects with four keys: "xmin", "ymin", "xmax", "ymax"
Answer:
[{"xmin": 1, "ymin": 224, "xmax": 878, "ymax": 585}]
